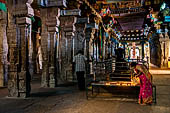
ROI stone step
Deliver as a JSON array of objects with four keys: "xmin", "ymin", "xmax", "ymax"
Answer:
[
  {"xmin": 109, "ymin": 78, "xmax": 131, "ymax": 81},
  {"xmin": 110, "ymin": 73, "xmax": 131, "ymax": 75}
]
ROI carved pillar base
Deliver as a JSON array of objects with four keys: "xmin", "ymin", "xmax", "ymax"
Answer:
[
  {"xmin": 49, "ymin": 67, "xmax": 55, "ymax": 88},
  {"xmin": 8, "ymin": 72, "xmax": 18, "ymax": 97},
  {"xmin": 8, "ymin": 43, "xmax": 18, "ymax": 97},
  {"xmin": 41, "ymin": 60, "xmax": 49, "ymax": 87}
]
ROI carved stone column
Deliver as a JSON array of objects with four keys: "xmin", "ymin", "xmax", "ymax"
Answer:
[
  {"xmin": 40, "ymin": 8, "xmax": 49, "ymax": 87},
  {"xmin": 41, "ymin": 7, "xmax": 60, "ymax": 88},
  {"xmin": 17, "ymin": 19, "xmax": 32, "ymax": 97},
  {"xmin": 48, "ymin": 32, "xmax": 55, "ymax": 87},
  {"xmin": 164, "ymin": 26, "xmax": 170, "ymax": 68},
  {"xmin": 7, "ymin": 27, "xmax": 18, "ymax": 97},
  {"xmin": 85, "ymin": 22, "xmax": 99, "ymax": 74},
  {"xmin": 7, "ymin": 0, "xmax": 34, "ymax": 97},
  {"xmin": 0, "ymin": 11, "xmax": 7, "ymax": 87},
  {"xmin": 40, "ymin": 0, "xmax": 66, "ymax": 87},
  {"xmin": 59, "ymin": 16, "xmax": 76, "ymax": 82},
  {"xmin": 156, "ymin": 25, "xmax": 170, "ymax": 68},
  {"xmin": 85, "ymin": 28, "xmax": 92, "ymax": 74},
  {"xmin": 159, "ymin": 33, "xmax": 170, "ymax": 68},
  {"xmin": 140, "ymin": 41, "xmax": 145, "ymax": 60},
  {"xmin": 75, "ymin": 17, "xmax": 89, "ymax": 53}
]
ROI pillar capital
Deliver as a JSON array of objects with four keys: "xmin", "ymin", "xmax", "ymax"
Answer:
[
  {"xmin": 41, "ymin": 0, "xmax": 67, "ymax": 7},
  {"xmin": 16, "ymin": 17, "xmax": 32, "ymax": 25},
  {"xmin": 12, "ymin": 1, "xmax": 34, "ymax": 17},
  {"xmin": 85, "ymin": 28, "xmax": 93, "ymax": 41},
  {"xmin": 76, "ymin": 17, "xmax": 89, "ymax": 24}
]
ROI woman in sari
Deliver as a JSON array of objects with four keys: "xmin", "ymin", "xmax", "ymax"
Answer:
[{"xmin": 131, "ymin": 62, "xmax": 153, "ymax": 105}]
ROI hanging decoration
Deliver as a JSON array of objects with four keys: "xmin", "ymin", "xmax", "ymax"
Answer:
[
  {"xmin": 99, "ymin": 26, "xmax": 103, "ymax": 58},
  {"xmin": 79, "ymin": 0, "xmax": 121, "ymax": 41},
  {"xmin": 99, "ymin": 6, "xmax": 121, "ymax": 41},
  {"xmin": 100, "ymin": 7, "xmax": 111, "ymax": 17}
]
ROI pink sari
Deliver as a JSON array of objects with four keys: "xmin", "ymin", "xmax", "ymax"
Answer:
[{"xmin": 135, "ymin": 65, "xmax": 153, "ymax": 104}]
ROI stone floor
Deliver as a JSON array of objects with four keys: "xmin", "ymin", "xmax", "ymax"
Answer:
[{"xmin": 0, "ymin": 69, "xmax": 170, "ymax": 113}]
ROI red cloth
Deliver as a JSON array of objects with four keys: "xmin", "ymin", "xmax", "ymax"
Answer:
[
  {"xmin": 0, "ymin": 0, "xmax": 5, "ymax": 3},
  {"xmin": 138, "ymin": 73, "xmax": 153, "ymax": 104}
]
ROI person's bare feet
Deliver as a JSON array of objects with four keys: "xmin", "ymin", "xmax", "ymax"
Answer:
[
  {"xmin": 138, "ymin": 100, "xmax": 141, "ymax": 104},
  {"xmin": 139, "ymin": 103, "xmax": 146, "ymax": 105}
]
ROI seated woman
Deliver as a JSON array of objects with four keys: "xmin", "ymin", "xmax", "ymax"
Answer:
[{"xmin": 130, "ymin": 62, "xmax": 153, "ymax": 105}]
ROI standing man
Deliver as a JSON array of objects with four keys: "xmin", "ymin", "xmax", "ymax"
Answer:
[{"xmin": 73, "ymin": 50, "xmax": 87, "ymax": 90}]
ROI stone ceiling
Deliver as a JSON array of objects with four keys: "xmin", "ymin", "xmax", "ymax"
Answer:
[{"xmin": 117, "ymin": 13, "xmax": 145, "ymax": 32}]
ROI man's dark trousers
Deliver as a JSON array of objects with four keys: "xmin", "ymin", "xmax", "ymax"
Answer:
[{"xmin": 76, "ymin": 71, "xmax": 85, "ymax": 90}]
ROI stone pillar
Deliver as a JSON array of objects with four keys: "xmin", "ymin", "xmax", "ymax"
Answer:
[
  {"xmin": 39, "ymin": 0, "xmax": 66, "ymax": 87},
  {"xmin": 17, "ymin": 19, "xmax": 32, "ymax": 97},
  {"xmin": 65, "ymin": 32, "xmax": 75, "ymax": 81},
  {"xmin": 157, "ymin": 25, "xmax": 170, "ymax": 68},
  {"xmin": 0, "ymin": 11, "xmax": 7, "ymax": 87},
  {"xmin": 164, "ymin": 26, "xmax": 170, "ymax": 67},
  {"xmin": 74, "ymin": 17, "xmax": 89, "ymax": 52},
  {"xmin": 122, "ymin": 43, "xmax": 126, "ymax": 59},
  {"xmin": 156, "ymin": 24, "xmax": 170, "ymax": 68},
  {"xmin": 41, "ymin": 7, "xmax": 60, "ymax": 87},
  {"xmin": 142, "ymin": 43, "xmax": 144, "ymax": 60},
  {"xmin": 85, "ymin": 28, "xmax": 92, "ymax": 74},
  {"xmin": 40, "ymin": 8, "xmax": 49, "ymax": 87},
  {"xmin": 7, "ymin": 27, "xmax": 18, "ymax": 97},
  {"xmin": 141, "ymin": 41, "xmax": 145, "ymax": 60},
  {"xmin": 159, "ymin": 34, "xmax": 170, "ymax": 68},
  {"xmin": 48, "ymin": 32, "xmax": 55, "ymax": 88},
  {"xmin": 7, "ymin": 0, "xmax": 34, "ymax": 97},
  {"xmin": 89, "ymin": 29, "xmax": 96, "ymax": 59},
  {"xmin": 58, "ymin": 16, "xmax": 76, "ymax": 82},
  {"xmin": 72, "ymin": 18, "xmax": 88, "ymax": 80},
  {"xmin": 74, "ymin": 24, "xmax": 86, "ymax": 53}
]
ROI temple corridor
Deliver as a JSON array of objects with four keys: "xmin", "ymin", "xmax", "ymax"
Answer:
[{"xmin": 0, "ymin": 0, "xmax": 170, "ymax": 113}]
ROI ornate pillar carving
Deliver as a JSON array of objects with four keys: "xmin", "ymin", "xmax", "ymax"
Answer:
[
  {"xmin": 159, "ymin": 33, "xmax": 170, "ymax": 68},
  {"xmin": 59, "ymin": 16, "xmax": 76, "ymax": 82},
  {"xmin": 0, "ymin": 11, "xmax": 7, "ymax": 87},
  {"xmin": 40, "ymin": 8, "xmax": 49, "ymax": 87},
  {"xmin": 7, "ymin": 0, "xmax": 34, "ymax": 97},
  {"xmin": 74, "ymin": 17, "xmax": 88, "ymax": 53},
  {"xmin": 48, "ymin": 32, "xmax": 56, "ymax": 88},
  {"xmin": 40, "ymin": 7, "xmax": 60, "ymax": 87},
  {"xmin": 85, "ymin": 28, "xmax": 92, "ymax": 74}
]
